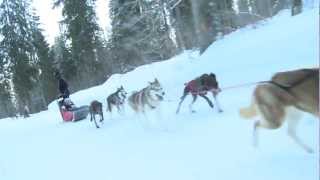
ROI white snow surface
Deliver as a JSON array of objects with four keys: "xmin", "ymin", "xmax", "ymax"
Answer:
[{"xmin": 0, "ymin": 9, "xmax": 319, "ymax": 180}]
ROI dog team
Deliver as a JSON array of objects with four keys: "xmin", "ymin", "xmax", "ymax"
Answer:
[
  {"xmin": 89, "ymin": 73, "xmax": 222, "ymax": 127},
  {"xmin": 88, "ymin": 68, "xmax": 318, "ymax": 153}
]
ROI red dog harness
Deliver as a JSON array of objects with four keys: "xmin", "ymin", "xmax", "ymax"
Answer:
[
  {"xmin": 185, "ymin": 80, "xmax": 220, "ymax": 96},
  {"xmin": 185, "ymin": 80, "xmax": 208, "ymax": 95}
]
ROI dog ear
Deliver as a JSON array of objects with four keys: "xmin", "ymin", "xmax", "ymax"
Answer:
[{"xmin": 154, "ymin": 78, "xmax": 159, "ymax": 83}]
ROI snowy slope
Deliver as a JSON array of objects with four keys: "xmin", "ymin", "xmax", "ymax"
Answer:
[{"xmin": 0, "ymin": 9, "xmax": 319, "ymax": 180}]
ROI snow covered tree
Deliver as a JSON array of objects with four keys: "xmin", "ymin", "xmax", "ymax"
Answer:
[
  {"xmin": 0, "ymin": 0, "xmax": 42, "ymax": 113},
  {"xmin": 172, "ymin": 0, "xmax": 197, "ymax": 50},
  {"xmin": 32, "ymin": 29, "xmax": 57, "ymax": 106},
  {"xmin": 238, "ymin": 0, "xmax": 250, "ymax": 12},
  {"xmin": 0, "ymin": 49, "xmax": 16, "ymax": 118},
  {"xmin": 272, "ymin": 0, "xmax": 290, "ymax": 15},
  {"xmin": 172, "ymin": 0, "xmax": 236, "ymax": 53},
  {"xmin": 51, "ymin": 34, "xmax": 73, "ymax": 80},
  {"xmin": 53, "ymin": 0, "xmax": 105, "ymax": 89},
  {"xmin": 109, "ymin": 0, "xmax": 176, "ymax": 72},
  {"xmin": 109, "ymin": 0, "xmax": 145, "ymax": 70}
]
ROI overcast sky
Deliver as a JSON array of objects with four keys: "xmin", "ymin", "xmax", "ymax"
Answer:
[{"xmin": 32, "ymin": 0, "xmax": 110, "ymax": 45}]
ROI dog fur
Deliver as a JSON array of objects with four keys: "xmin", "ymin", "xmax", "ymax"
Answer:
[
  {"xmin": 176, "ymin": 73, "xmax": 222, "ymax": 114},
  {"xmin": 239, "ymin": 68, "xmax": 319, "ymax": 153},
  {"xmin": 128, "ymin": 78, "xmax": 165, "ymax": 113},
  {"xmin": 107, "ymin": 86, "xmax": 127, "ymax": 114},
  {"xmin": 89, "ymin": 100, "xmax": 104, "ymax": 128}
]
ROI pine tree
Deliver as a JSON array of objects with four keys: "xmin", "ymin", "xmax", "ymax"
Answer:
[
  {"xmin": 271, "ymin": 0, "xmax": 290, "ymax": 15},
  {"xmin": 172, "ymin": 0, "xmax": 197, "ymax": 50},
  {"xmin": 172, "ymin": 0, "xmax": 236, "ymax": 53},
  {"xmin": 53, "ymin": 0, "xmax": 105, "ymax": 89},
  {"xmin": 109, "ymin": 0, "xmax": 176, "ymax": 72},
  {"xmin": 32, "ymin": 29, "xmax": 57, "ymax": 106},
  {"xmin": 0, "ymin": 0, "xmax": 41, "ymax": 112},
  {"xmin": 109, "ymin": 0, "xmax": 146, "ymax": 70},
  {"xmin": 51, "ymin": 34, "xmax": 74, "ymax": 81},
  {"xmin": 238, "ymin": 0, "xmax": 250, "ymax": 12},
  {"xmin": 292, "ymin": 0, "xmax": 302, "ymax": 16},
  {"xmin": 0, "ymin": 49, "xmax": 15, "ymax": 118}
]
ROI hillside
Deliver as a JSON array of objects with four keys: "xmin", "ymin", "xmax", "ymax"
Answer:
[{"xmin": 0, "ymin": 9, "xmax": 318, "ymax": 180}]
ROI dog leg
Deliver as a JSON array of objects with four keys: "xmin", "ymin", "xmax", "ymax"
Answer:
[
  {"xmin": 93, "ymin": 115, "xmax": 100, "ymax": 128},
  {"xmin": 176, "ymin": 92, "xmax": 188, "ymax": 114},
  {"xmin": 199, "ymin": 94, "xmax": 214, "ymax": 108},
  {"xmin": 253, "ymin": 120, "xmax": 260, "ymax": 148},
  {"xmin": 253, "ymin": 119, "xmax": 277, "ymax": 148},
  {"xmin": 100, "ymin": 112, "xmax": 104, "ymax": 122},
  {"xmin": 189, "ymin": 95, "xmax": 197, "ymax": 113},
  {"xmin": 212, "ymin": 93, "xmax": 223, "ymax": 113},
  {"xmin": 120, "ymin": 105, "xmax": 125, "ymax": 115},
  {"xmin": 108, "ymin": 106, "xmax": 114, "ymax": 120},
  {"xmin": 117, "ymin": 105, "xmax": 121, "ymax": 113},
  {"xmin": 287, "ymin": 117, "xmax": 313, "ymax": 153},
  {"xmin": 108, "ymin": 104, "xmax": 112, "ymax": 113}
]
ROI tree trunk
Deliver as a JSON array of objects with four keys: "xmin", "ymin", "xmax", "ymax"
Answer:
[{"xmin": 291, "ymin": 0, "xmax": 302, "ymax": 16}]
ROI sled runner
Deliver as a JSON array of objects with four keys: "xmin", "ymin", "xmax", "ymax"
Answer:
[{"xmin": 57, "ymin": 98, "xmax": 89, "ymax": 122}]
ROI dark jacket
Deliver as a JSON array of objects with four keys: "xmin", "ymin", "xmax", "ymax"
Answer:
[{"xmin": 58, "ymin": 78, "xmax": 70, "ymax": 98}]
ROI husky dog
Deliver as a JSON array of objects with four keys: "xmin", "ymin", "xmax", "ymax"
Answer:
[
  {"xmin": 239, "ymin": 68, "xmax": 319, "ymax": 153},
  {"xmin": 89, "ymin": 100, "xmax": 104, "ymax": 128},
  {"xmin": 128, "ymin": 78, "xmax": 165, "ymax": 113},
  {"xmin": 176, "ymin": 73, "xmax": 222, "ymax": 114},
  {"xmin": 107, "ymin": 86, "xmax": 127, "ymax": 114}
]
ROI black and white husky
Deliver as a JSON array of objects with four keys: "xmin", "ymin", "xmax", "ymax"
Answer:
[
  {"xmin": 128, "ymin": 78, "xmax": 165, "ymax": 113},
  {"xmin": 106, "ymin": 86, "xmax": 127, "ymax": 114}
]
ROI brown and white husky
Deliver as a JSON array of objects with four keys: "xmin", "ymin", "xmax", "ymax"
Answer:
[
  {"xmin": 239, "ymin": 68, "xmax": 319, "ymax": 153},
  {"xmin": 128, "ymin": 78, "xmax": 165, "ymax": 113}
]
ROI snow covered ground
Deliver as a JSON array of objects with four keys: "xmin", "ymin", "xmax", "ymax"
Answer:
[{"xmin": 0, "ymin": 8, "xmax": 318, "ymax": 180}]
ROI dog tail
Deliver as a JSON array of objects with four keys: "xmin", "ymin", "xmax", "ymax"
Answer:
[{"xmin": 239, "ymin": 100, "xmax": 257, "ymax": 119}]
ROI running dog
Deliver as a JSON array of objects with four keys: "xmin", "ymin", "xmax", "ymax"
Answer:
[
  {"xmin": 176, "ymin": 73, "xmax": 222, "ymax": 114},
  {"xmin": 107, "ymin": 86, "xmax": 127, "ymax": 114},
  {"xmin": 239, "ymin": 68, "xmax": 319, "ymax": 153},
  {"xmin": 128, "ymin": 78, "xmax": 165, "ymax": 113},
  {"xmin": 89, "ymin": 100, "xmax": 104, "ymax": 128}
]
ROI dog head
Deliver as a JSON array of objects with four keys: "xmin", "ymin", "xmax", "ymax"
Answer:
[
  {"xmin": 117, "ymin": 86, "xmax": 127, "ymax": 102},
  {"xmin": 148, "ymin": 78, "xmax": 165, "ymax": 101},
  {"xmin": 201, "ymin": 73, "xmax": 219, "ymax": 93}
]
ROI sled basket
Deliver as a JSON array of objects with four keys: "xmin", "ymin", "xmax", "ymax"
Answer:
[
  {"xmin": 57, "ymin": 100, "xmax": 89, "ymax": 122},
  {"xmin": 72, "ymin": 106, "xmax": 89, "ymax": 122}
]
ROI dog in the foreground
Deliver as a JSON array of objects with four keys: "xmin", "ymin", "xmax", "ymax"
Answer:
[{"xmin": 240, "ymin": 68, "xmax": 319, "ymax": 153}]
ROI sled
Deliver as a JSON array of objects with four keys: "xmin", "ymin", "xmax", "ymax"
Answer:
[{"xmin": 57, "ymin": 99, "xmax": 89, "ymax": 122}]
